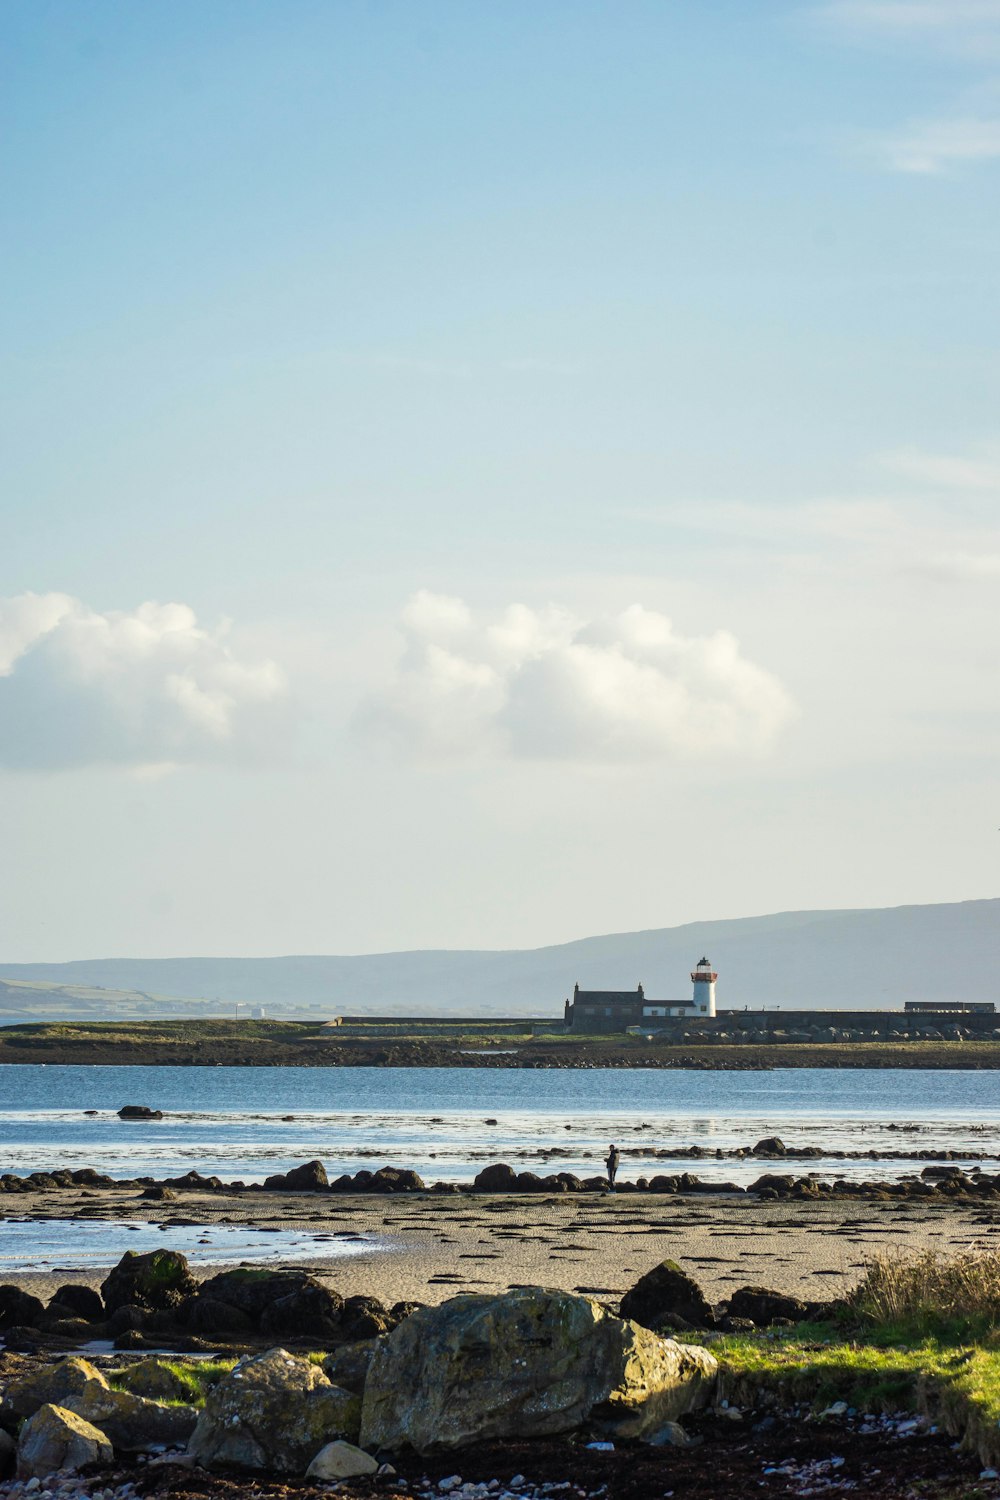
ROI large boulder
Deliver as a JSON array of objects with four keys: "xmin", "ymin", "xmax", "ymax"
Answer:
[
  {"xmin": 263, "ymin": 1160, "xmax": 328, "ymax": 1192},
  {"xmin": 619, "ymin": 1260, "xmax": 715, "ymax": 1331},
  {"xmin": 188, "ymin": 1347, "xmax": 361, "ymax": 1474},
  {"xmin": 260, "ymin": 1277, "xmax": 345, "ymax": 1338},
  {"xmin": 194, "ymin": 1267, "xmax": 340, "ymax": 1330},
  {"xmin": 1, "ymin": 1357, "xmax": 107, "ymax": 1422},
  {"xmin": 63, "ymin": 1383, "xmax": 197, "ymax": 1450},
  {"xmin": 472, "ymin": 1163, "xmax": 517, "ymax": 1192},
  {"xmin": 101, "ymin": 1249, "xmax": 197, "ymax": 1314},
  {"xmin": 0, "ymin": 1285, "xmax": 46, "ymax": 1331},
  {"xmin": 114, "ymin": 1358, "xmax": 200, "ymax": 1403},
  {"xmin": 16, "ymin": 1404, "xmax": 112, "ymax": 1479},
  {"xmin": 359, "ymin": 1287, "xmax": 717, "ymax": 1454},
  {"xmin": 183, "ymin": 1295, "xmax": 255, "ymax": 1337},
  {"xmin": 48, "ymin": 1284, "xmax": 104, "ymax": 1323},
  {"xmin": 322, "ymin": 1339, "xmax": 381, "ymax": 1394},
  {"xmin": 369, "ymin": 1166, "xmax": 425, "ymax": 1193}
]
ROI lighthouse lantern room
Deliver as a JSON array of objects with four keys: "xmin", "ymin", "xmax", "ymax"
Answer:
[{"xmin": 691, "ymin": 956, "xmax": 717, "ymax": 1018}]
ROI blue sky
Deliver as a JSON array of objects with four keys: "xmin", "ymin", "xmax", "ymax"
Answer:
[{"xmin": 1, "ymin": 1, "xmax": 999, "ymax": 960}]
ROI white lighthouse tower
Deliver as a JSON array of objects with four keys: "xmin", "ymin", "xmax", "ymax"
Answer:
[{"xmin": 690, "ymin": 956, "xmax": 717, "ymax": 1018}]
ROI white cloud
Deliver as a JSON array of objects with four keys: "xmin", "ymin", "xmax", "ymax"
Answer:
[
  {"xmin": 908, "ymin": 551, "xmax": 1000, "ymax": 579},
  {"xmin": 359, "ymin": 592, "xmax": 796, "ymax": 764},
  {"xmin": 816, "ymin": 1, "xmax": 1000, "ymax": 53},
  {"xmin": 0, "ymin": 592, "xmax": 287, "ymax": 771},
  {"xmin": 881, "ymin": 447, "xmax": 1000, "ymax": 491},
  {"xmin": 873, "ymin": 115, "xmax": 1000, "ymax": 173}
]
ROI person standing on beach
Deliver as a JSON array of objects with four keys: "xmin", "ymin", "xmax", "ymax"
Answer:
[{"xmin": 606, "ymin": 1143, "xmax": 620, "ymax": 1192}]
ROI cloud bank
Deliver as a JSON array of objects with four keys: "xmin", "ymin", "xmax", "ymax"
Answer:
[
  {"xmin": 360, "ymin": 593, "xmax": 796, "ymax": 764},
  {"xmin": 0, "ymin": 593, "xmax": 287, "ymax": 771}
]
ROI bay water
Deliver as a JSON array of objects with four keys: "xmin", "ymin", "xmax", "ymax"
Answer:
[{"xmin": 1, "ymin": 1063, "xmax": 996, "ymax": 1186}]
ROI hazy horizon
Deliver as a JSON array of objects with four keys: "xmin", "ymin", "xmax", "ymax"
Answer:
[
  {"xmin": 3, "ymin": 892, "xmax": 997, "ymax": 966},
  {"xmin": 2, "ymin": 2, "xmax": 998, "ymax": 963}
]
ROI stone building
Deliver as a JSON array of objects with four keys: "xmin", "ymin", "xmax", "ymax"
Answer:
[{"xmin": 563, "ymin": 959, "xmax": 718, "ymax": 1032}]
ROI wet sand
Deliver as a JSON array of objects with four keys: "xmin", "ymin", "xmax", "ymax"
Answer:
[{"xmin": 5, "ymin": 1187, "xmax": 999, "ymax": 1307}]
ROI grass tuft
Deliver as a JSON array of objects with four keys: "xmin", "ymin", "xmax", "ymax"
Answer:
[{"xmin": 846, "ymin": 1246, "xmax": 1000, "ymax": 1336}]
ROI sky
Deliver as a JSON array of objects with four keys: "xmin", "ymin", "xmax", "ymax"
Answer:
[{"xmin": 1, "ymin": 0, "xmax": 999, "ymax": 961}]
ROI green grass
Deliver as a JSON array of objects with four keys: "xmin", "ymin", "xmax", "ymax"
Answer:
[
  {"xmin": 716, "ymin": 1325, "xmax": 1000, "ymax": 1463},
  {"xmin": 713, "ymin": 1249, "xmax": 1000, "ymax": 1465},
  {"xmin": 109, "ymin": 1357, "xmax": 236, "ymax": 1406},
  {"xmin": 0, "ymin": 1018, "xmax": 325, "ymax": 1045}
]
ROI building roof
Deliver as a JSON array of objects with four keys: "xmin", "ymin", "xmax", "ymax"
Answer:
[{"xmin": 573, "ymin": 989, "xmax": 643, "ymax": 1004}]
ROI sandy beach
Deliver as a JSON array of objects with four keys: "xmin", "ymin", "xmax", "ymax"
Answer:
[{"xmin": 5, "ymin": 1186, "xmax": 998, "ymax": 1308}]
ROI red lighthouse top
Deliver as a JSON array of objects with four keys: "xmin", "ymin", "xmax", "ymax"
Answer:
[{"xmin": 691, "ymin": 956, "xmax": 717, "ymax": 982}]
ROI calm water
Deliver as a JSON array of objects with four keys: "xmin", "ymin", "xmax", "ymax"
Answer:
[
  {"xmin": 0, "ymin": 1220, "xmax": 382, "ymax": 1275},
  {"xmin": 0, "ymin": 1064, "xmax": 997, "ymax": 1186}
]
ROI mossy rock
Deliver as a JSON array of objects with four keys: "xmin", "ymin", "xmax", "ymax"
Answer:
[
  {"xmin": 101, "ymin": 1249, "xmax": 197, "ymax": 1313},
  {"xmin": 189, "ymin": 1347, "xmax": 361, "ymax": 1473}
]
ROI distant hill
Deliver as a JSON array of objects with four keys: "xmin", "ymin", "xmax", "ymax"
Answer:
[{"xmin": 0, "ymin": 898, "xmax": 997, "ymax": 1021}]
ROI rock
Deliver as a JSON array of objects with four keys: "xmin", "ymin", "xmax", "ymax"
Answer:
[
  {"xmin": 752, "ymin": 1137, "xmax": 787, "ymax": 1156},
  {"xmin": 472, "ymin": 1163, "xmax": 518, "ymax": 1192},
  {"xmin": 188, "ymin": 1347, "xmax": 361, "ymax": 1473},
  {"xmin": 69, "ymin": 1168, "xmax": 114, "ymax": 1186},
  {"xmin": 63, "ymin": 1382, "xmax": 198, "ymax": 1450},
  {"xmin": 108, "ymin": 1303, "xmax": 147, "ymax": 1335},
  {"xmin": 619, "ymin": 1260, "xmax": 715, "ymax": 1331},
  {"xmin": 117, "ymin": 1105, "xmax": 164, "ymax": 1120},
  {"xmin": 305, "ymin": 1439, "xmax": 379, "ymax": 1479},
  {"xmin": 748, "ymin": 1174, "xmax": 797, "ymax": 1196},
  {"xmin": 48, "ymin": 1284, "xmax": 104, "ymax": 1322},
  {"xmin": 196, "ymin": 1266, "xmax": 329, "ymax": 1325},
  {"xmin": 360, "ymin": 1287, "xmax": 717, "ymax": 1454},
  {"xmin": 338, "ymin": 1294, "xmax": 391, "ymax": 1340},
  {"xmin": 101, "ymin": 1248, "xmax": 197, "ymax": 1313},
  {"xmin": 390, "ymin": 1299, "xmax": 424, "ymax": 1325},
  {"xmin": 259, "ymin": 1278, "xmax": 345, "ymax": 1339},
  {"xmin": 514, "ymin": 1171, "xmax": 548, "ymax": 1192},
  {"xmin": 140, "ymin": 1185, "xmax": 176, "ymax": 1201},
  {"xmin": 183, "ymin": 1295, "xmax": 255, "ymax": 1337},
  {"xmin": 162, "ymin": 1169, "xmax": 223, "ymax": 1191},
  {"xmin": 0, "ymin": 1286, "xmax": 46, "ymax": 1331},
  {"xmin": 16, "ymin": 1404, "xmax": 113, "ymax": 1479},
  {"xmin": 1, "ymin": 1357, "xmax": 108, "ymax": 1422},
  {"xmin": 1, "ymin": 1327, "xmax": 40, "ymax": 1353},
  {"xmin": 262, "ymin": 1159, "xmax": 329, "ymax": 1192},
  {"xmin": 114, "ymin": 1358, "xmax": 198, "ymax": 1403},
  {"xmin": 114, "ymin": 1328, "xmax": 152, "ymax": 1351},
  {"xmin": 368, "ymin": 1166, "xmax": 425, "ymax": 1193},
  {"xmin": 645, "ymin": 1420, "xmax": 696, "ymax": 1446},
  {"xmin": 725, "ymin": 1287, "xmax": 811, "ymax": 1326},
  {"xmin": 0, "ymin": 1428, "xmax": 13, "ymax": 1479},
  {"xmin": 322, "ymin": 1339, "xmax": 380, "ymax": 1394}
]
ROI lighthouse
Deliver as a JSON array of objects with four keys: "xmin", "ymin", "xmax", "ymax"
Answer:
[{"xmin": 690, "ymin": 956, "xmax": 717, "ymax": 1018}]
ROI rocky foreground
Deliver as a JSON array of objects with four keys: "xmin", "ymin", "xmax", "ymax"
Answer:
[{"xmin": 0, "ymin": 1249, "xmax": 997, "ymax": 1499}]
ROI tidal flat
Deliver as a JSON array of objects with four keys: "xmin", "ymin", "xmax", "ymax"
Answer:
[{"xmin": 6, "ymin": 1186, "xmax": 1000, "ymax": 1308}]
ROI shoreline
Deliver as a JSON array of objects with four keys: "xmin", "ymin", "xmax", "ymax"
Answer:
[
  {"xmin": 3, "ymin": 1184, "xmax": 1000, "ymax": 1310},
  {"xmin": 5, "ymin": 1036, "xmax": 1000, "ymax": 1069}
]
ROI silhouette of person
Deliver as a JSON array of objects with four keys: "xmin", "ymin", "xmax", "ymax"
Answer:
[{"xmin": 606, "ymin": 1143, "xmax": 620, "ymax": 1192}]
